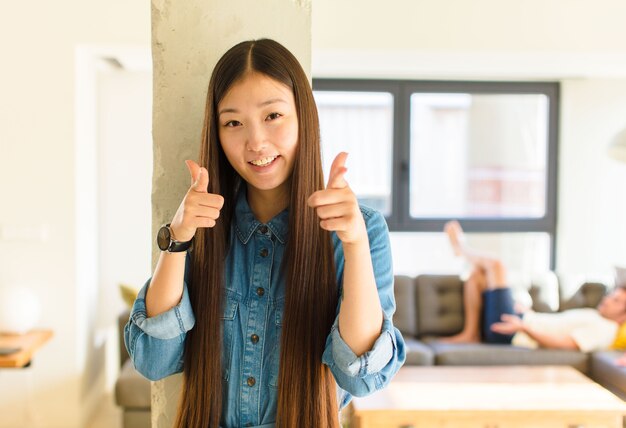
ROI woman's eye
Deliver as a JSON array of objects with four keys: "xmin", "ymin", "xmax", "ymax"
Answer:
[
  {"xmin": 224, "ymin": 120, "xmax": 241, "ymax": 127},
  {"xmin": 266, "ymin": 112, "xmax": 282, "ymax": 121}
]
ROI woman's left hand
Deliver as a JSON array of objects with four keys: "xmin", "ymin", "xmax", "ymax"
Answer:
[{"xmin": 308, "ymin": 152, "xmax": 368, "ymax": 246}]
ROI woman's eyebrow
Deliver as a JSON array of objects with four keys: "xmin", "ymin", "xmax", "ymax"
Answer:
[
  {"xmin": 218, "ymin": 107, "xmax": 237, "ymax": 116},
  {"xmin": 218, "ymin": 98, "xmax": 287, "ymax": 116},
  {"xmin": 258, "ymin": 98, "xmax": 287, "ymax": 107}
]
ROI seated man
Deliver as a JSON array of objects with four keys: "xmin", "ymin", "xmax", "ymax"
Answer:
[{"xmin": 441, "ymin": 220, "xmax": 626, "ymax": 352}]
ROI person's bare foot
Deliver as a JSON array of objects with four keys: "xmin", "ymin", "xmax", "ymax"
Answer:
[
  {"xmin": 444, "ymin": 220, "xmax": 466, "ymax": 257},
  {"xmin": 438, "ymin": 331, "xmax": 480, "ymax": 344}
]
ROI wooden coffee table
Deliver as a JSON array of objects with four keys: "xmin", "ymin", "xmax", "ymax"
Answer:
[{"xmin": 349, "ymin": 366, "xmax": 626, "ymax": 428}]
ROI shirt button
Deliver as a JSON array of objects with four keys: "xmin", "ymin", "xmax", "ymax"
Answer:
[
  {"xmin": 260, "ymin": 225, "xmax": 268, "ymax": 234},
  {"xmin": 256, "ymin": 287, "xmax": 265, "ymax": 297},
  {"xmin": 260, "ymin": 248, "xmax": 269, "ymax": 257},
  {"xmin": 250, "ymin": 334, "xmax": 259, "ymax": 344},
  {"xmin": 247, "ymin": 376, "xmax": 256, "ymax": 387}
]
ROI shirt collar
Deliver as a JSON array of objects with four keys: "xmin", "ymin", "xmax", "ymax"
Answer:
[{"xmin": 234, "ymin": 187, "xmax": 288, "ymax": 245}]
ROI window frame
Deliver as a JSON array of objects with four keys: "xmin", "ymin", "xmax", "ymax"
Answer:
[{"xmin": 313, "ymin": 79, "xmax": 560, "ymax": 268}]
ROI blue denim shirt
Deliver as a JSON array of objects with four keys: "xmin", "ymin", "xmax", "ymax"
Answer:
[{"xmin": 125, "ymin": 189, "xmax": 406, "ymax": 428}]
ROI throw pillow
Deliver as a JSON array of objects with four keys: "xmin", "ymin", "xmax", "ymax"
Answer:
[
  {"xmin": 612, "ymin": 322, "xmax": 626, "ymax": 350},
  {"xmin": 119, "ymin": 283, "xmax": 139, "ymax": 310}
]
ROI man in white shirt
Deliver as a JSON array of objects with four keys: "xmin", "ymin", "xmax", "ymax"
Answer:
[{"xmin": 441, "ymin": 221, "xmax": 626, "ymax": 351}]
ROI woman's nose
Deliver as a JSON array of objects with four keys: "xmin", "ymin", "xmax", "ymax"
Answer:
[{"xmin": 246, "ymin": 125, "xmax": 268, "ymax": 152}]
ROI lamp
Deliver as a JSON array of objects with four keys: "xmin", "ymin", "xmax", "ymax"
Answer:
[
  {"xmin": 608, "ymin": 127, "xmax": 626, "ymax": 163},
  {"xmin": 0, "ymin": 286, "xmax": 41, "ymax": 334}
]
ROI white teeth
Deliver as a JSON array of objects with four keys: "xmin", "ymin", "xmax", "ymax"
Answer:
[{"xmin": 250, "ymin": 156, "xmax": 277, "ymax": 166}]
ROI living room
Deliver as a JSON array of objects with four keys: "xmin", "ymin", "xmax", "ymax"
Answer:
[{"xmin": 2, "ymin": 1, "xmax": 626, "ymax": 427}]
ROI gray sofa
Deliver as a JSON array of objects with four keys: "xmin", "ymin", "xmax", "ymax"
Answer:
[
  {"xmin": 394, "ymin": 274, "xmax": 626, "ymax": 399},
  {"xmin": 115, "ymin": 274, "xmax": 626, "ymax": 427}
]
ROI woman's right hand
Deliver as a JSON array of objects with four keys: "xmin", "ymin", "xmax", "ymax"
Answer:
[{"xmin": 169, "ymin": 160, "xmax": 225, "ymax": 242}]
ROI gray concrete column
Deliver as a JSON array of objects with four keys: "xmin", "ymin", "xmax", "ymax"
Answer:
[{"xmin": 150, "ymin": 0, "xmax": 311, "ymax": 425}]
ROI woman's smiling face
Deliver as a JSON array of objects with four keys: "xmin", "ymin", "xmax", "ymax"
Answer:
[{"xmin": 217, "ymin": 72, "xmax": 299, "ymax": 196}]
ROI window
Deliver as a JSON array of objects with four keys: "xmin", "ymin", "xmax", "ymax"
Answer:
[
  {"xmin": 313, "ymin": 80, "xmax": 559, "ymax": 268},
  {"xmin": 314, "ymin": 90, "xmax": 394, "ymax": 216}
]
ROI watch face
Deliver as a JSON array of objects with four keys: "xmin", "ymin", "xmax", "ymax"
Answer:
[{"xmin": 157, "ymin": 226, "xmax": 171, "ymax": 251}]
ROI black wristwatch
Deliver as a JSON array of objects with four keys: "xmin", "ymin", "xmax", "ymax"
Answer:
[{"xmin": 157, "ymin": 224, "xmax": 193, "ymax": 253}]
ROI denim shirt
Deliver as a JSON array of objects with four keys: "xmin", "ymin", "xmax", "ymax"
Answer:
[{"xmin": 125, "ymin": 189, "xmax": 406, "ymax": 428}]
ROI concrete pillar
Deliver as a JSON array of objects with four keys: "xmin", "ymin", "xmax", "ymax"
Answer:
[{"xmin": 150, "ymin": 0, "xmax": 312, "ymax": 425}]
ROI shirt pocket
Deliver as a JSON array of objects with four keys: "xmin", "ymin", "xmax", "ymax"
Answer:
[
  {"xmin": 221, "ymin": 296, "xmax": 238, "ymax": 381},
  {"xmin": 268, "ymin": 304, "xmax": 284, "ymax": 388}
]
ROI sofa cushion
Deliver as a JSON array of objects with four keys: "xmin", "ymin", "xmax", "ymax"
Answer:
[
  {"xmin": 428, "ymin": 342, "xmax": 590, "ymax": 374},
  {"xmin": 115, "ymin": 359, "xmax": 151, "ymax": 409},
  {"xmin": 393, "ymin": 275, "xmax": 418, "ymax": 337},
  {"xmin": 414, "ymin": 275, "xmax": 464, "ymax": 337},
  {"xmin": 559, "ymin": 282, "xmax": 607, "ymax": 311},
  {"xmin": 590, "ymin": 351, "xmax": 626, "ymax": 400},
  {"xmin": 403, "ymin": 338, "xmax": 435, "ymax": 366}
]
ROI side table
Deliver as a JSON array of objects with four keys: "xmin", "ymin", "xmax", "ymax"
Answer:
[{"xmin": 0, "ymin": 330, "xmax": 53, "ymax": 368}]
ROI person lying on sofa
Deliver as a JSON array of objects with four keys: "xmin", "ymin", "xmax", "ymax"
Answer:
[{"xmin": 440, "ymin": 220, "xmax": 626, "ymax": 352}]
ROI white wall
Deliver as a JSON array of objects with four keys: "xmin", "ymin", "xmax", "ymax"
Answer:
[
  {"xmin": 312, "ymin": 0, "xmax": 626, "ymax": 290},
  {"xmin": 557, "ymin": 79, "xmax": 626, "ymax": 290},
  {"xmin": 97, "ymin": 67, "xmax": 152, "ymax": 328},
  {"xmin": 314, "ymin": 0, "xmax": 626, "ymax": 53},
  {"xmin": 0, "ymin": 2, "xmax": 149, "ymax": 427},
  {"xmin": 312, "ymin": 0, "xmax": 626, "ymax": 79},
  {"xmin": 96, "ymin": 66, "xmax": 152, "ymax": 391}
]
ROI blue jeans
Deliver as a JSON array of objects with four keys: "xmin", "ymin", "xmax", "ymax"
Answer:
[{"xmin": 481, "ymin": 288, "xmax": 517, "ymax": 344}]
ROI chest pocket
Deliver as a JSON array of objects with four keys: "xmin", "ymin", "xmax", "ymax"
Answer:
[
  {"xmin": 268, "ymin": 304, "xmax": 284, "ymax": 388},
  {"xmin": 221, "ymin": 297, "xmax": 238, "ymax": 381}
]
